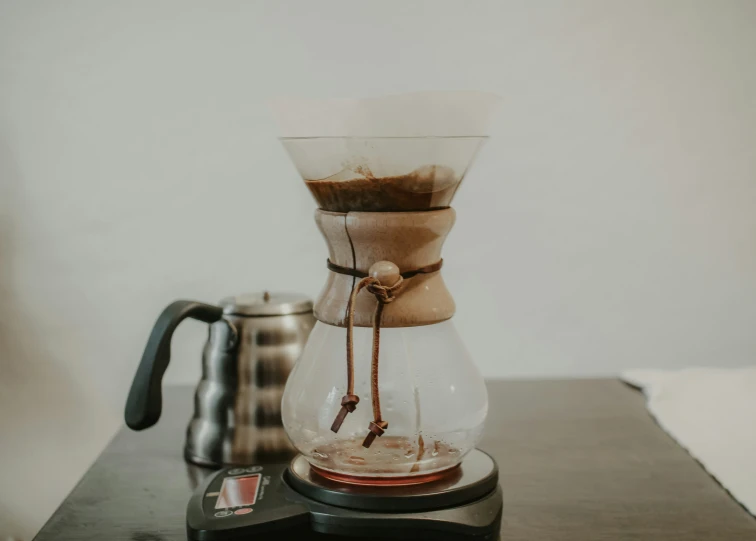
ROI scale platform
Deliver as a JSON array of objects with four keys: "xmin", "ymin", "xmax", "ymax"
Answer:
[{"xmin": 187, "ymin": 448, "xmax": 503, "ymax": 540}]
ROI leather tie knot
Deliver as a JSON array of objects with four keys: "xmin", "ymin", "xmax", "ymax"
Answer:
[
  {"xmin": 330, "ymin": 394, "xmax": 360, "ymax": 432},
  {"xmin": 362, "ymin": 420, "xmax": 389, "ymax": 448},
  {"xmin": 366, "ymin": 277, "xmax": 403, "ymax": 304}
]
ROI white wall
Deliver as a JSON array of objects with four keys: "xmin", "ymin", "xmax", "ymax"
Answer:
[{"xmin": 1, "ymin": 1, "xmax": 755, "ymax": 538}]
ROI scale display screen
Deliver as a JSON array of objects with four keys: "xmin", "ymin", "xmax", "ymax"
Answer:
[{"xmin": 215, "ymin": 474, "xmax": 261, "ymax": 509}]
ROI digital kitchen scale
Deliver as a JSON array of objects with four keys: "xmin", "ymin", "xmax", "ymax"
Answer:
[{"xmin": 187, "ymin": 449, "xmax": 503, "ymax": 540}]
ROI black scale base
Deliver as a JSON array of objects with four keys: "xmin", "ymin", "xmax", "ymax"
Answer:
[{"xmin": 187, "ymin": 448, "xmax": 503, "ymax": 540}]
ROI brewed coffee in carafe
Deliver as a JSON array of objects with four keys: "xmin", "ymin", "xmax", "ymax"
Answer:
[{"xmin": 274, "ymin": 92, "xmax": 498, "ymax": 484}]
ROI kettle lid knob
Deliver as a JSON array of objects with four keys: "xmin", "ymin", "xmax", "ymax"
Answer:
[{"xmin": 219, "ymin": 292, "xmax": 313, "ymax": 317}]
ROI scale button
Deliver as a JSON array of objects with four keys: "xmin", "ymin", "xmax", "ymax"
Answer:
[
  {"xmin": 245, "ymin": 466, "xmax": 263, "ymax": 473},
  {"xmin": 228, "ymin": 468, "xmax": 245, "ymax": 475},
  {"xmin": 234, "ymin": 508, "xmax": 253, "ymax": 515},
  {"xmin": 214, "ymin": 510, "xmax": 233, "ymax": 518}
]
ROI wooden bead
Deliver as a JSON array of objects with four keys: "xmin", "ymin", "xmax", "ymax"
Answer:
[{"xmin": 369, "ymin": 261, "xmax": 401, "ymax": 287}]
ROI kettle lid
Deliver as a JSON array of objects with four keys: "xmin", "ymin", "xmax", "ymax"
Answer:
[{"xmin": 219, "ymin": 292, "xmax": 313, "ymax": 316}]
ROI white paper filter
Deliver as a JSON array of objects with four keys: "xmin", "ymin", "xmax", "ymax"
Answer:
[
  {"xmin": 270, "ymin": 91, "xmax": 500, "ymax": 138},
  {"xmin": 271, "ymin": 92, "xmax": 500, "ymax": 186}
]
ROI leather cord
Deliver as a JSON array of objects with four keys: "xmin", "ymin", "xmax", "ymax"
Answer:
[
  {"xmin": 327, "ymin": 259, "xmax": 443, "ymax": 448},
  {"xmin": 327, "ymin": 259, "xmax": 443, "ymax": 280}
]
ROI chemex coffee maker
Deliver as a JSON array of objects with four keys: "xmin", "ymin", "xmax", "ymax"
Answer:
[{"xmin": 132, "ymin": 92, "xmax": 502, "ymax": 540}]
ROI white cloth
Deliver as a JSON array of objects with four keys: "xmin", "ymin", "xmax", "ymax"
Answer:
[{"xmin": 622, "ymin": 366, "xmax": 756, "ymax": 516}]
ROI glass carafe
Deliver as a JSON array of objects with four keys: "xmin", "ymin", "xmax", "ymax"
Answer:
[{"xmin": 279, "ymin": 136, "xmax": 490, "ymax": 482}]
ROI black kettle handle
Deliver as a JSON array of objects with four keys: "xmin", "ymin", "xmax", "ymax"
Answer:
[{"xmin": 125, "ymin": 300, "xmax": 224, "ymax": 430}]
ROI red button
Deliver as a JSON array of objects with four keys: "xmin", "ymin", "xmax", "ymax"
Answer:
[{"xmin": 234, "ymin": 508, "xmax": 253, "ymax": 515}]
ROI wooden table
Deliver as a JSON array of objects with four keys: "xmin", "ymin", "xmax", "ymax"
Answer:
[{"xmin": 34, "ymin": 380, "xmax": 756, "ymax": 540}]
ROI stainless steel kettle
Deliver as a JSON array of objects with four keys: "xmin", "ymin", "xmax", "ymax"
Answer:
[{"xmin": 125, "ymin": 292, "xmax": 315, "ymax": 467}]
